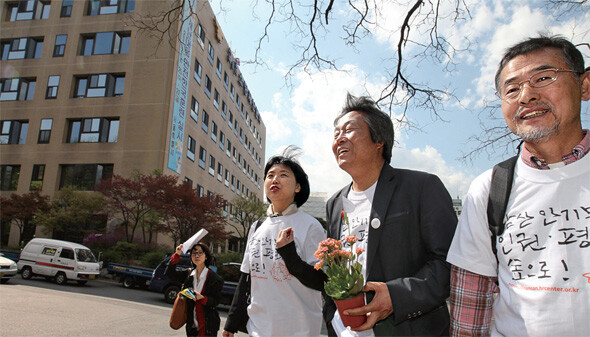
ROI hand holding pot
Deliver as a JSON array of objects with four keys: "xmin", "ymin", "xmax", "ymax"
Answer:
[{"xmin": 344, "ymin": 282, "xmax": 393, "ymax": 331}]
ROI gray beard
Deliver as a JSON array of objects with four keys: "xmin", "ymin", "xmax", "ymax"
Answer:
[{"xmin": 515, "ymin": 119, "xmax": 560, "ymax": 143}]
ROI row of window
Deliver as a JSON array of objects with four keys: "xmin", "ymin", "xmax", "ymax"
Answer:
[
  {"xmin": 1, "ymin": 31, "xmax": 131, "ymax": 60},
  {"xmin": 6, "ymin": 0, "xmax": 134, "ymax": 22},
  {"xmin": 0, "ymin": 73, "xmax": 125, "ymax": 101},
  {"xmin": 1, "ymin": 162, "xmax": 257, "ymax": 223},
  {"xmin": 0, "ymin": 163, "xmax": 113, "ymax": 191},
  {"xmin": 189, "ymin": 95, "xmax": 263, "ymax": 169},
  {"xmin": 1, "ymin": 117, "xmax": 119, "ymax": 145}
]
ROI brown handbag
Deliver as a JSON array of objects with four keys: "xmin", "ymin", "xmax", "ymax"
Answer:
[{"xmin": 169, "ymin": 294, "xmax": 187, "ymax": 330}]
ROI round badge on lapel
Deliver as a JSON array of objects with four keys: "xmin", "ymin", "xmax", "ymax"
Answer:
[{"xmin": 371, "ymin": 218, "xmax": 381, "ymax": 229}]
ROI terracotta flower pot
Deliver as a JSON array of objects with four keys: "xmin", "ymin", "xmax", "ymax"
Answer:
[{"xmin": 334, "ymin": 293, "xmax": 367, "ymax": 328}]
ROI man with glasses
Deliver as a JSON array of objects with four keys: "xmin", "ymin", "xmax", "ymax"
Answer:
[{"xmin": 447, "ymin": 35, "xmax": 590, "ymax": 336}]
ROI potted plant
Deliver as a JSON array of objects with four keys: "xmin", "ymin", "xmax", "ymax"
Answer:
[{"xmin": 314, "ymin": 211, "xmax": 366, "ymax": 328}]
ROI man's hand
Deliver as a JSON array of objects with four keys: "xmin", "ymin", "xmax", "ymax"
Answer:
[
  {"xmin": 276, "ymin": 227, "xmax": 294, "ymax": 248},
  {"xmin": 175, "ymin": 244, "xmax": 183, "ymax": 255},
  {"xmin": 222, "ymin": 330, "xmax": 234, "ymax": 337},
  {"xmin": 344, "ymin": 282, "xmax": 393, "ymax": 331}
]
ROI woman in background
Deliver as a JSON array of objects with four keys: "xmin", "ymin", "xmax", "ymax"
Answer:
[{"xmin": 166, "ymin": 242, "xmax": 223, "ymax": 337}]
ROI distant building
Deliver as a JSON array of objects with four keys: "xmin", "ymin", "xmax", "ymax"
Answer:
[
  {"xmin": 1, "ymin": 0, "xmax": 266, "ymax": 248},
  {"xmin": 452, "ymin": 198, "xmax": 463, "ymax": 218},
  {"xmin": 300, "ymin": 192, "xmax": 328, "ymax": 222}
]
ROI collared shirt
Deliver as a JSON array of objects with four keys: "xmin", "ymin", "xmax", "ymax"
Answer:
[
  {"xmin": 521, "ymin": 129, "xmax": 590, "ymax": 169},
  {"xmin": 450, "ymin": 129, "xmax": 590, "ymax": 336},
  {"xmin": 266, "ymin": 203, "xmax": 298, "ymax": 217}
]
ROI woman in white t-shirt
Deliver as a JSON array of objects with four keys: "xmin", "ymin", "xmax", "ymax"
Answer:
[{"xmin": 223, "ymin": 146, "xmax": 327, "ymax": 337}]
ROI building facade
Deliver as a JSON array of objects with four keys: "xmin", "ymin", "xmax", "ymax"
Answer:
[{"xmin": 0, "ymin": 0, "xmax": 266, "ymax": 247}]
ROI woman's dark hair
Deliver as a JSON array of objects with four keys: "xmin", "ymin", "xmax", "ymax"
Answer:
[
  {"xmin": 495, "ymin": 35, "xmax": 586, "ymax": 91},
  {"xmin": 334, "ymin": 93, "xmax": 394, "ymax": 164},
  {"xmin": 264, "ymin": 146, "xmax": 310, "ymax": 207},
  {"xmin": 191, "ymin": 242, "xmax": 213, "ymax": 267}
]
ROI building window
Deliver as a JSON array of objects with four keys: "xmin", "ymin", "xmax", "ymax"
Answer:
[
  {"xmin": 216, "ymin": 58, "xmax": 222, "ymax": 78},
  {"xmin": 53, "ymin": 34, "xmax": 67, "ymax": 57},
  {"xmin": 87, "ymin": 0, "xmax": 134, "ymax": 16},
  {"xmin": 198, "ymin": 147, "xmax": 206, "ymax": 169},
  {"xmin": 231, "ymin": 174, "xmax": 235, "ymax": 191},
  {"xmin": 209, "ymin": 155, "xmax": 215, "ymax": 176},
  {"xmin": 194, "ymin": 58, "xmax": 202, "ymax": 84},
  {"xmin": 221, "ymin": 101, "xmax": 227, "ymax": 120},
  {"xmin": 38, "ymin": 118, "xmax": 52, "ymax": 144},
  {"xmin": 223, "ymin": 72, "xmax": 229, "ymax": 90},
  {"xmin": 59, "ymin": 164, "xmax": 113, "ymax": 190},
  {"xmin": 81, "ymin": 31, "xmax": 130, "ymax": 55},
  {"xmin": 60, "ymin": 0, "xmax": 73, "ymax": 17},
  {"xmin": 0, "ymin": 165, "xmax": 20, "ymax": 191},
  {"xmin": 8, "ymin": 0, "xmax": 50, "ymax": 21},
  {"xmin": 196, "ymin": 184, "xmax": 204, "ymax": 197},
  {"xmin": 74, "ymin": 73, "xmax": 125, "ymax": 98},
  {"xmin": 204, "ymin": 75, "xmax": 211, "ymax": 98},
  {"xmin": 211, "ymin": 121, "xmax": 218, "ymax": 143},
  {"xmin": 1, "ymin": 120, "xmax": 28, "ymax": 144},
  {"xmin": 45, "ymin": 75, "xmax": 60, "ymax": 99},
  {"xmin": 230, "ymin": 84, "xmax": 235, "ymax": 100},
  {"xmin": 67, "ymin": 117, "xmax": 119, "ymax": 143},
  {"xmin": 1, "ymin": 37, "xmax": 43, "ymax": 60},
  {"xmin": 207, "ymin": 42, "xmax": 214, "ymax": 64},
  {"xmin": 196, "ymin": 23, "xmax": 205, "ymax": 48},
  {"xmin": 184, "ymin": 177, "xmax": 193, "ymax": 186},
  {"xmin": 235, "ymin": 94, "xmax": 240, "ymax": 109},
  {"xmin": 0, "ymin": 77, "xmax": 36, "ymax": 101},
  {"xmin": 219, "ymin": 131, "xmax": 225, "ymax": 150},
  {"xmin": 190, "ymin": 96, "xmax": 198, "ymax": 122},
  {"xmin": 226, "ymin": 139, "xmax": 231, "ymax": 157},
  {"xmin": 228, "ymin": 111, "xmax": 233, "ymax": 128},
  {"xmin": 213, "ymin": 89, "xmax": 220, "ymax": 110},
  {"xmin": 187, "ymin": 135, "xmax": 196, "ymax": 161},
  {"xmin": 217, "ymin": 162, "xmax": 223, "ymax": 182},
  {"xmin": 30, "ymin": 164, "xmax": 45, "ymax": 190},
  {"xmin": 201, "ymin": 110, "xmax": 209, "ymax": 133},
  {"xmin": 225, "ymin": 169, "xmax": 230, "ymax": 186}
]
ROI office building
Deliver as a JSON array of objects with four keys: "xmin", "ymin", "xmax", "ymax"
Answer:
[{"xmin": 0, "ymin": 0, "xmax": 266, "ymax": 248}]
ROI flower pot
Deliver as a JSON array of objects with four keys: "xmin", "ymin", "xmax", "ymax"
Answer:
[{"xmin": 334, "ymin": 293, "xmax": 367, "ymax": 328}]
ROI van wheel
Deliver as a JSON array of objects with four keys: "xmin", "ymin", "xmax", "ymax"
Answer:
[
  {"xmin": 21, "ymin": 267, "xmax": 33, "ymax": 279},
  {"xmin": 77, "ymin": 280, "xmax": 88, "ymax": 286},
  {"xmin": 55, "ymin": 272, "xmax": 67, "ymax": 285},
  {"xmin": 122, "ymin": 276, "xmax": 135, "ymax": 288},
  {"xmin": 164, "ymin": 285, "xmax": 180, "ymax": 304}
]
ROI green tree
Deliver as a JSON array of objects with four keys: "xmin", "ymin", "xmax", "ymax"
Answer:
[
  {"xmin": 35, "ymin": 187, "xmax": 107, "ymax": 243},
  {"xmin": 229, "ymin": 195, "xmax": 267, "ymax": 252},
  {"xmin": 0, "ymin": 191, "xmax": 50, "ymax": 245}
]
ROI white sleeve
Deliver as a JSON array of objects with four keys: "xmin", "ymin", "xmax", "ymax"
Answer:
[
  {"xmin": 240, "ymin": 221, "xmax": 258, "ymax": 273},
  {"xmin": 447, "ymin": 169, "xmax": 499, "ymax": 277},
  {"xmin": 302, "ymin": 221, "xmax": 326, "ymax": 265}
]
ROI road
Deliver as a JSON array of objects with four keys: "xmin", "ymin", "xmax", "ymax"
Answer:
[
  {"xmin": 0, "ymin": 276, "xmax": 197, "ymax": 336},
  {"xmin": 0, "ymin": 275, "xmax": 329, "ymax": 336}
]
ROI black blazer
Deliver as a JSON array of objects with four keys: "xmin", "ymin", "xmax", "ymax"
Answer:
[
  {"xmin": 324, "ymin": 164, "xmax": 457, "ymax": 336},
  {"xmin": 166, "ymin": 261, "xmax": 224, "ymax": 337}
]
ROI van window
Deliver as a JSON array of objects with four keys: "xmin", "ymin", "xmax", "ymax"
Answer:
[
  {"xmin": 42, "ymin": 247, "xmax": 57, "ymax": 256},
  {"xmin": 75, "ymin": 249, "xmax": 96, "ymax": 262},
  {"xmin": 60, "ymin": 248, "xmax": 75, "ymax": 260}
]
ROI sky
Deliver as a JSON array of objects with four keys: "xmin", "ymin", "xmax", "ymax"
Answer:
[{"xmin": 209, "ymin": 0, "xmax": 590, "ymax": 199}]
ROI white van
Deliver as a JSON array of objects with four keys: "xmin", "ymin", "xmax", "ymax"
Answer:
[{"xmin": 17, "ymin": 238, "xmax": 101, "ymax": 285}]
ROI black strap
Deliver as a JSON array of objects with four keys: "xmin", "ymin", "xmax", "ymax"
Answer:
[{"xmin": 487, "ymin": 155, "xmax": 518, "ymax": 259}]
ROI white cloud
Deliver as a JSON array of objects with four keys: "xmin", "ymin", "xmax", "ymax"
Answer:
[{"xmin": 263, "ymin": 65, "xmax": 476, "ymax": 198}]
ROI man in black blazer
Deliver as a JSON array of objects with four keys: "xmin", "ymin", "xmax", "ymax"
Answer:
[{"xmin": 325, "ymin": 93, "xmax": 457, "ymax": 336}]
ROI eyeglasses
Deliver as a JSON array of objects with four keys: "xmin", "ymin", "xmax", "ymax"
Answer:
[
  {"xmin": 496, "ymin": 68, "xmax": 579, "ymax": 102},
  {"xmin": 191, "ymin": 250, "xmax": 205, "ymax": 256}
]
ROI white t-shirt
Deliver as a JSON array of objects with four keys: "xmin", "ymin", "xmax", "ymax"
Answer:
[
  {"xmin": 241, "ymin": 209, "xmax": 325, "ymax": 337},
  {"xmin": 332, "ymin": 182, "xmax": 376, "ymax": 337},
  {"xmin": 447, "ymin": 154, "xmax": 590, "ymax": 336}
]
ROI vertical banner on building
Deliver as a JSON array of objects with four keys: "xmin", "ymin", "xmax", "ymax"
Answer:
[{"xmin": 167, "ymin": 0, "xmax": 196, "ymax": 174}]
